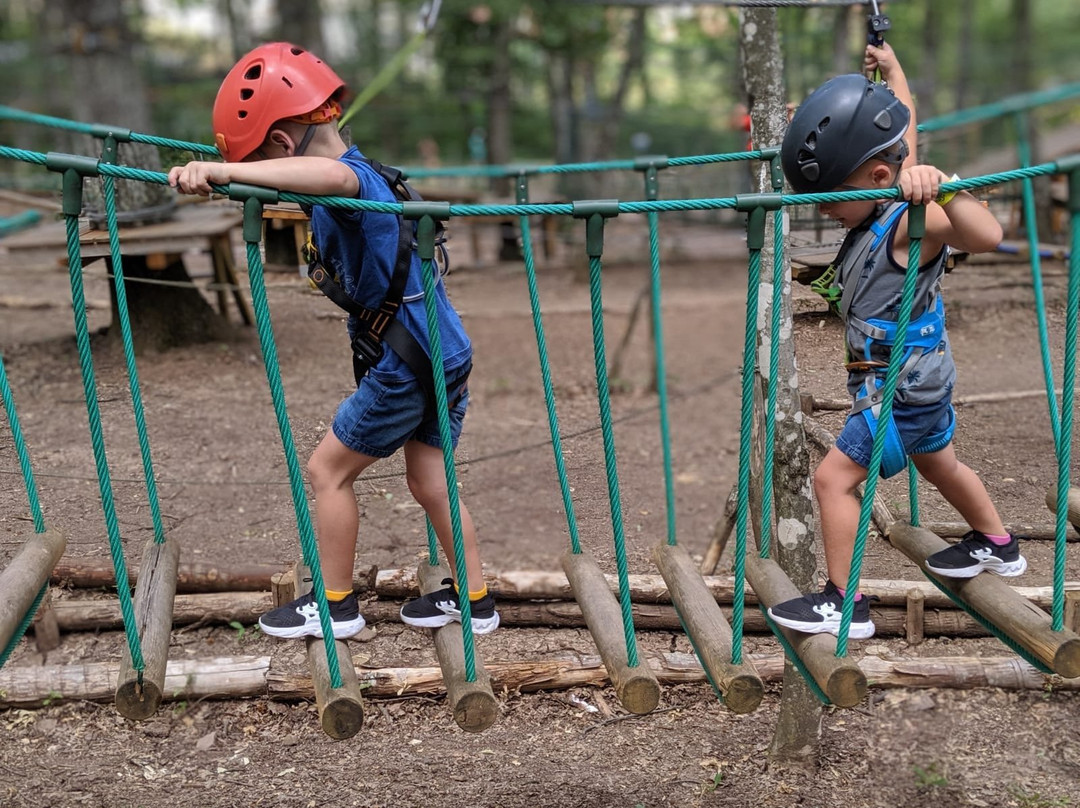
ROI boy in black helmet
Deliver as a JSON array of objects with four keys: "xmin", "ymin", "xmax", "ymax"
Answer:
[{"xmin": 768, "ymin": 44, "xmax": 1017, "ymax": 640}]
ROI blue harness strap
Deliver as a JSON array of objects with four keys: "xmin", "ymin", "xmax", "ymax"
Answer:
[{"xmin": 840, "ymin": 203, "xmax": 955, "ymax": 478}]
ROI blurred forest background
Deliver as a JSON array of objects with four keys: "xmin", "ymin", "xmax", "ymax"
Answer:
[{"xmin": 0, "ymin": 0, "xmax": 1078, "ymax": 185}]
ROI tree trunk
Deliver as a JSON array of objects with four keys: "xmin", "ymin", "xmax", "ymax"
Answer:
[
  {"xmin": 740, "ymin": 6, "xmax": 822, "ymax": 766},
  {"xmin": 486, "ymin": 14, "xmax": 514, "ymax": 198},
  {"xmin": 274, "ymin": 0, "xmax": 325, "ymax": 55}
]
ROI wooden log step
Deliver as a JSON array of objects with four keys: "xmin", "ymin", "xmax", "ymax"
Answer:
[
  {"xmin": 652, "ymin": 542, "xmax": 763, "ymax": 713},
  {"xmin": 0, "ymin": 529, "xmax": 67, "ymax": 655},
  {"xmin": 1045, "ymin": 486, "xmax": 1080, "ymax": 533},
  {"xmin": 890, "ymin": 522, "xmax": 1080, "ymax": 678},
  {"xmin": 744, "ymin": 554, "xmax": 866, "ymax": 708},
  {"xmin": 562, "ymin": 548, "xmax": 660, "ymax": 715},
  {"xmin": 416, "ymin": 562, "xmax": 498, "ymax": 733}
]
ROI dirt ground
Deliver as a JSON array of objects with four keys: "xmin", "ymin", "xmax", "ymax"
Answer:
[{"xmin": 1, "ymin": 205, "xmax": 1079, "ymax": 808}]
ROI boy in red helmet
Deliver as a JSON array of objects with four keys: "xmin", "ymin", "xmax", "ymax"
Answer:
[
  {"xmin": 169, "ymin": 43, "xmax": 499, "ymax": 639},
  {"xmin": 766, "ymin": 44, "xmax": 1015, "ymax": 641}
]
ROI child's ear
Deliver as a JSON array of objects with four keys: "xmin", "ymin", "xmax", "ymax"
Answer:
[
  {"xmin": 267, "ymin": 128, "xmax": 296, "ymax": 156},
  {"xmin": 870, "ymin": 163, "xmax": 894, "ymax": 187}
]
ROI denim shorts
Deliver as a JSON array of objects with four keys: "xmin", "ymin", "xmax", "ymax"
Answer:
[
  {"xmin": 835, "ymin": 398, "xmax": 953, "ymax": 469},
  {"xmin": 331, "ymin": 365, "xmax": 470, "ymax": 458}
]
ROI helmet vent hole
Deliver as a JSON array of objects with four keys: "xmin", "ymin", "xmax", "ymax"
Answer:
[
  {"xmin": 290, "ymin": 47, "xmax": 304, "ymax": 56},
  {"xmin": 805, "ymin": 132, "xmax": 817, "ymax": 149},
  {"xmin": 240, "ymin": 88, "xmax": 254, "ymax": 101},
  {"xmin": 817, "ymin": 117, "xmax": 830, "ymax": 132},
  {"xmin": 238, "ymin": 111, "xmax": 248, "ymax": 119},
  {"xmin": 243, "ymin": 65, "xmax": 261, "ymax": 81},
  {"xmin": 281, "ymin": 77, "xmax": 294, "ymax": 88}
]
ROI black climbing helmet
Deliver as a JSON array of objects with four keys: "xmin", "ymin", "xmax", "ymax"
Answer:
[{"xmin": 781, "ymin": 74, "xmax": 911, "ymax": 194}]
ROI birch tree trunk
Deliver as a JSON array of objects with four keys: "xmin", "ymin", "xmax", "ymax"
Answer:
[{"xmin": 739, "ymin": 7, "xmax": 821, "ymax": 767}]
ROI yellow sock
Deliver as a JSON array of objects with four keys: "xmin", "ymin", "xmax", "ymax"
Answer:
[
  {"xmin": 468, "ymin": 586, "xmax": 488, "ymax": 601},
  {"xmin": 325, "ymin": 588, "xmax": 352, "ymax": 602}
]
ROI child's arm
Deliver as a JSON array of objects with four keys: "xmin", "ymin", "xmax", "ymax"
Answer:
[
  {"xmin": 865, "ymin": 43, "xmax": 916, "ymax": 169},
  {"xmin": 893, "ymin": 164, "xmax": 1003, "ymax": 259},
  {"xmin": 168, "ymin": 156, "xmax": 359, "ymax": 198}
]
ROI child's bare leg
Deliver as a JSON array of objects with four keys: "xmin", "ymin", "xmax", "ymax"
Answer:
[
  {"xmin": 403, "ymin": 439, "xmax": 484, "ymax": 591},
  {"xmin": 911, "ymin": 443, "xmax": 1007, "ymax": 536},
  {"xmin": 815, "ymin": 447, "xmax": 870, "ymax": 589},
  {"xmin": 307, "ymin": 431, "xmax": 380, "ymax": 592}
]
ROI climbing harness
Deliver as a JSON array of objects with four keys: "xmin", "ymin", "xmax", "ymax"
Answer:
[
  {"xmin": 304, "ymin": 157, "xmax": 463, "ymax": 411},
  {"xmin": 833, "ymin": 201, "xmax": 956, "ymax": 477}
]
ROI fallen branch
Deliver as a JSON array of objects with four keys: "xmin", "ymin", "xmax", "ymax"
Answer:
[{"xmin": 1, "ymin": 651, "xmax": 1076, "ymax": 709}]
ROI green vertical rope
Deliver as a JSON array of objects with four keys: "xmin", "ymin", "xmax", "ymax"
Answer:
[
  {"xmin": 0, "ymin": 354, "xmax": 45, "ymax": 533},
  {"xmin": 517, "ymin": 176, "xmax": 583, "ymax": 554},
  {"xmin": 1051, "ymin": 195, "xmax": 1080, "ymax": 632},
  {"xmin": 580, "ymin": 205, "xmax": 640, "ymax": 668},
  {"xmin": 100, "ymin": 164, "xmax": 165, "ymax": 543},
  {"xmin": 1013, "ymin": 113, "xmax": 1061, "ymax": 447},
  {"xmin": 56, "ymin": 173, "xmax": 143, "ymax": 673},
  {"xmin": 240, "ymin": 204, "xmax": 342, "ymax": 688},
  {"xmin": 758, "ymin": 207, "xmax": 784, "ymax": 559},
  {"xmin": 640, "ymin": 165, "xmax": 677, "ymax": 547},
  {"xmin": 425, "ymin": 517, "xmax": 439, "ymax": 564},
  {"xmin": 836, "ymin": 205, "xmax": 925, "ymax": 656},
  {"xmin": 907, "ymin": 460, "xmax": 920, "ymax": 526},
  {"xmin": 414, "ymin": 214, "xmax": 477, "ymax": 680}
]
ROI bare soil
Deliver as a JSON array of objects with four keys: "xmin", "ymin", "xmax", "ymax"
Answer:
[{"xmin": 1, "ymin": 210, "xmax": 1078, "ymax": 808}]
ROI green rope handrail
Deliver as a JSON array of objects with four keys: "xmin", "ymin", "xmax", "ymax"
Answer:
[{"xmin": 835, "ymin": 206, "xmax": 925, "ymax": 656}]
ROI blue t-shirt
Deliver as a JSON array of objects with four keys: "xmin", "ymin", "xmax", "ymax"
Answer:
[{"xmin": 308, "ymin": 146, "xmax": 472, "ymax": 382}]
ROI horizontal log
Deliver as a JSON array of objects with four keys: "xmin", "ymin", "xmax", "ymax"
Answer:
[
  {"xmin": 3, "ymin": 651, "xmax": 1075, "ymax": 709},
  {"xmin": 919, "ymin": 521, "xmax": 1079, "ymax": 543},
  {"xmin": 1045, "ymin": 486, "xmax": 1080, "ymax": 531}
]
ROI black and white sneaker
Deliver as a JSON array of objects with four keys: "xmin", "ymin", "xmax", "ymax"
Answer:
[
  {"xmin": 767, "ymin": 581, "xmax": 876, "ymax": 640},
  {"xmin": 400, "ymin": 577, "xmax": 500, "ymax": 635},
  {"xmin": 925, "ymin": 530, "xmax": 1027, "ymax": 579},
  {"xmin": 259, "ymin": 591, "xmax": 366, "ymax": 639}
]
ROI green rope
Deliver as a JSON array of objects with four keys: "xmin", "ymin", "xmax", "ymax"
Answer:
[
  {"xmin": 100, "ymin": 168, "xmax": 165, "ymax": 544},
  {"xmin": 518, "ymin": 207, "xmax": 583, "ymax": 554},
  {"xmin": 1050, "ymin": 203, "xmax": 1080, "ymax": 631},
  {"xmin": 640, "ymin": 166, "xmax": 677, "ymax": 548},
  {"xmin": 586, "ymin": 252, "xmax": 641, "ymax": 668},
  {"xmin": 60, "ymin": 205, "xmax": 143, "ymax": 673},
  {"xmin": 733, "ymin": 236, "xmax": 763, "ymax": 665},
  {"xmin": 1013, "ymin": 113, "xmax": 1061, "ymax": 448},
  {"xmin": 836, "ymin": 207, "xmax": 925, "ymax": 656},
  {"xmin": 416, "ymin": 238, "xmax": 478, "ymax": 680},
  {"xmin": 907, "ymin": 460, "xmax": 920, "ymax": 527},
  {"xmin": 758, "ymin": 208, "xmax": 784, "ymax": 559},
  {"xmin": 425, "ymin": 516, "xmax": 439, "ymax": 564},
  {"xmin": 241, "ymin": 232, "xmax": 343, "ymax": 688},
  {"xmin": 0, "ymin": 354, "xmax": 45, "ymax": 533},
  {"xmin": 760, "ymin": 607, "xmax": 830, "ymax": 704}
]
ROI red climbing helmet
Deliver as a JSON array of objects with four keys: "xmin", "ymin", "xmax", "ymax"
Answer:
[{"xmin": 212, "ymin": 42, "xmax": 346, "ymax": 162}]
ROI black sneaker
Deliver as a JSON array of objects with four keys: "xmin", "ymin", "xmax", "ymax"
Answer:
[
  {"xmin": 925, "ymin": 530, "xmax": 1027, "ymax": 579},
  {"xmin": 767, "ymin": 581, "xmax": 876, "ymax": 639},
  {"xmin": 258, "ymin": 591, "xmax": 366, "ymax": 639},
  {"xmin": 400, "ymin": 578, "xmax": 500, "ymax": 635}
]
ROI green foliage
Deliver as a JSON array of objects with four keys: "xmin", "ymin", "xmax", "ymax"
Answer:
[
  {"xmin": 912, "ymin": 761, "xmax": 949, "ymax": 788},
  {"xmin": 1007, "ymin": 785, "xmax": 1072, "ymax": 808}
]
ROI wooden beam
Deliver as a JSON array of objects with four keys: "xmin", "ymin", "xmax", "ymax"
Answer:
[
  {"xmin": 289, "ymin": 567, "xmax": 365, "ymax": 740},
  {"xmin": 1045, "ymin": 486, "xmax": 1080, "ymax": 533},
  {"xmin": 415, "ymin": 561, "xmax": 499, "ymax": 733},
  {"xmin": 890, "ymin": 522, "xmax": 1080, "ymax": 678},
  {"xmin": 0, "ymin": 528, "xmax": 66, "ymax": 654},
  {"xmin": 920, "ymin": 521, "xmax": 1078, "ymax": 542},
  {"xmin": 744, "ymin": 554, "xmax": 866, "ymax": 708},
  {"xmin": 562, "ymin": 548, "xmax": 661, "ymax": 715},
  {"xmin": 115, "ymin": 538, "xmax": 180, "ymax": 720},
  {"xmin": 652, "ymin": 542, "xmax": 763, "ymax": 713}
]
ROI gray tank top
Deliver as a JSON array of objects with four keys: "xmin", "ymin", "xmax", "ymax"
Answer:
[{"xmin": 839, "ymin": 201, "xmax": 956, "ymax": 407}]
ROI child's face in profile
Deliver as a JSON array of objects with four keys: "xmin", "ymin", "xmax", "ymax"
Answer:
[{"xmin": 817, "ymin": 160, "xmax": 893, "ymax": 229}]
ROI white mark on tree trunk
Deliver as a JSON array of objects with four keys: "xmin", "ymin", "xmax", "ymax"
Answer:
[{"xmin": 778, "ymin": 517, "xmax": 808, "ymax": 549}]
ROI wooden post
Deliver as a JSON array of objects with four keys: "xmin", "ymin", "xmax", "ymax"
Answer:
[
  {"xmin": 699, "ymin": 485, "xmax": 738, "ymax": 575},
  {"xmin": 561, "ymin": 547, "xmax": 661, "ymax": 715},
  {"xmin": 115, "ymin": 538, "xmax": 180, "ymax": 720},
  {"xmin": 890, "ymin": 522, "xmax": 1080, "ymax": 677},
  {"xmin": 1064, "ymin": 591, "xmax": 1080, "ymax": 633},
  {"xmin": 0, "ymin": 528, "xmax": 66, "ymax": 655},
  {"xmin": 289, "ymin": 566, "xmax": 365, "ymax": 739},
  {"xmin": 652, "ymin": 542, "xmax": 763, "ymax": 713},
  {"xmin": 31, "ymin": 590, "xmax": 61, "ymax": 653},
  {"xmin": 905, "ymin": 588, "xmax": 925, "ymax": 646},
  {"xmin": 744, "ymin": 554, "xmax": 867, "ymax": 707},
  {"xmin": 1045, "ymin": 486, "xmax": 1080, "ymax": 533},
  {"xmin": 415, "ymin": 561, "xmax": 499, "ymax": 733}
]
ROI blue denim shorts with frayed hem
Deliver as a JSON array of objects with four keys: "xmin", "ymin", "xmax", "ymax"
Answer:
[
  {"xmin": 331, "ymin": 365, "xmax": 470, "ymax": 459},
  {"xmin": 835, "ymin": 397, "xmax": 953, "ymax": 470}
]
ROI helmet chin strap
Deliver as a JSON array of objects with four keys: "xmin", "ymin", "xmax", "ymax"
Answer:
[{"xmin": 293, "ymin": 124, "xmax": 319, "ymax": 157}]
